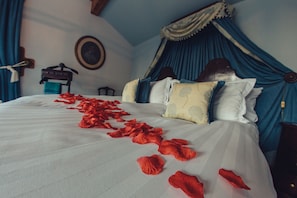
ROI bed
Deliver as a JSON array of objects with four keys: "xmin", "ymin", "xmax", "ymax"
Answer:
[{"xmin": 0, "ymin": 60, "xmax": 276, "ymax": 198}]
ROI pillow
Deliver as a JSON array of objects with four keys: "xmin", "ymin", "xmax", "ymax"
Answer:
[
  {"xmin": 213, "ymin": 78, "xmax": 256, "ymax": 123},
  {"xmin": 174, "ymin": 79, "xmax": 225, "ymax": 122},
  {"xmin": 180, "ymin": 78, "xmax": 194, "ymax": 83},
  {"xmin": 122, "ymin": 78, "xmax": 139, "ymax": 102},
  {"xmin": 136, "ymin": 77, "xmax": 151, "ymax": 103},
  {"xmin": 44, "ymin": 82, "xmax": 61, "ymax": 94},
  {"xmin": 244, "ymin": 87, "xmax": 263, "ymax": 122},
  {"xmin": 163, "ymin": 81, "xmax": 219, "ymax": 125},
  {"xmin": 166, "ymin": 78, "xmax": 180, "ymax": 104},
  {"xmin": 208, "ymin": 81, "xmax": 225, "ymax": 122},
  {"xmin": 149, "ymin": 77, "xmax": 174, "ymax": 104}
]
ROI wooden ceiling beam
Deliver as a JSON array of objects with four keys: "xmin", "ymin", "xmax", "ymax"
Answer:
[{"xmin": 91, "ymin": 0, "xmax": 109, "ymax": 16}]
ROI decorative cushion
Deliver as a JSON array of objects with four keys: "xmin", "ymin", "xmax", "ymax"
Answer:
[
  {"xmin": 213, "ymin": 78, "xmax": 256, "ymax": 123},
  {"xmin": 180, "ymin": 78, "xmax": 194, "ymax": 83},
  {"xmin": 149, "ymin": 77, "xmax": 176, "ymax": 104},
  {"xmin": 44, "ymin": 82, "xmax": 61, "ymax": 94},
  {"xmin": 136, "ymin": 77, "xmax": 151, "ymax": 103},
  {"xmin": 174, "ymin": 79, "xmax": 225, "ymax": 122},
  {"xmin": 208, "ymin": 81, "xmax": 225, "ymax": 122},
  {"xmin": 163, "ymin": 81, "xmax": 219, "ymax": 125},
  {"xmin": 122, "ymin": 78, "xmax": 139, "ymax": 103},
  {"xmin": 244, "ymin": 87, "xmax": 263, "ymax": 122}
]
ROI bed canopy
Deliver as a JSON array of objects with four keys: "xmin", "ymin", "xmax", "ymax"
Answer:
[{"xmin": 144, "ymin": 1, "xmax": 297, "ymax": 161}]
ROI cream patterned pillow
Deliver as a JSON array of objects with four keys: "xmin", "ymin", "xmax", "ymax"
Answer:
[
  {"xmin": 163, "ymin": 81, "xmax": 218, "ymax": 124},
  {"xmin": 122, "ymin": 79, "xmax": 139, "ymax": 102}
]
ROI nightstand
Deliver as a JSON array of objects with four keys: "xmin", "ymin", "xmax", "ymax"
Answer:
[{"xmin": 273, "ymin": 122, "xmax": 297, "ymax": 198}]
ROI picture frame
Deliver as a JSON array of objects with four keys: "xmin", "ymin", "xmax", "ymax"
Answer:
[{"xmin": 75, "ymin": 36, "xmax": 106, "ymax": 70}]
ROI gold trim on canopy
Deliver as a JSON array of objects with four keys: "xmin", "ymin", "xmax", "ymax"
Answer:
[
  {"xmin": 160, "ymin": 2, "xmax": 233, "ymax": 41},
  {"xmin": 144, "ymin": 1, "xmax": 234, "ymax": 78}
]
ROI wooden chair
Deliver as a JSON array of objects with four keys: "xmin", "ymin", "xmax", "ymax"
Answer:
[{"xmin": 98, "ymin": 86, "xmax": 115, "ymax": 96}]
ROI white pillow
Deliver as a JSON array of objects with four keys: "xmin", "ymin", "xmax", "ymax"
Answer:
[
  {"xmin": 213, "ymin": 78, "xmax": 256, "ymax": 123},
  {"xmin": 244, "ymin": 87, "xmax": 263, "ymax": 122},
  {"xmin": 167, "ymin": 79, "xmax": 180, "ymax": 103},
  {"xmin": 122, "ymin": 78, "xmax": 139, "ymax": 102},
  {"xmin": 149, "ymin": 77, "xmax": 175, "ymax": 104}
]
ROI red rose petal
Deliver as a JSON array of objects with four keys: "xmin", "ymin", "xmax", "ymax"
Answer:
[
  {"xmin": 158, "ymin": 140, "xmax": 196, "ymax": 161},
  {"xmin": 137, "ymin": 154, "xmax": 165, "ymax": 175},
  {"xmin": 219, "ymin": 168, "xmax": 250, "ymax": 190},
  {"xmin": 169, "ymin": 171, "xmax": 204, "ymax": 198}
]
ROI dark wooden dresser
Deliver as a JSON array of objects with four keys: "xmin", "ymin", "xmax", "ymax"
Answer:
[{"xmin": 273, "ymin": 122, "xmax": 297, "ymax": 198}]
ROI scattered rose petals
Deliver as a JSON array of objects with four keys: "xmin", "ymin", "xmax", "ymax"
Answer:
[
  {"xmin": 55, "ymin": 94, "xmax": 204, "ymax": 196},
  {"xmin": 158, "ymin": 139, "xmax": 196, "ymax": 161},
  {"xmin": 55, "ymin": 93, "xmax": 129, "ymax": 129},
  {"xmin": 171, "ymin": 138, "xmax": 189, "ymax": 145},
  {"xmin": 218, "ymin": 168, "xmax": 250, "ymax": 190},
  {"xmin": 169, "ymin": 171, "xmax": 204, "ymax": 198},
  {"xmin": 107, "ymin": 119, "xmax": 164, "ymax": 145},
  {"xmin": 54, "ymin": 92, "xmax": 83, "ymax": 104},
  {"xmin": 132, "ymin": 132, "xmax": 163, "ymax": 145},
  {"xmin": 137, "ymin": 155, "xmax": 165, "ymax": 175}
]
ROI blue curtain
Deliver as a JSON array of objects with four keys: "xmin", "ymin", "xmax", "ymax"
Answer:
[
  {"xmin": 0, "ymin": 0, "xmax": 25, "ymax": 102},
  {"xmin": 146, "ymin": 17, "xmax": 297, "ymax": 156}
]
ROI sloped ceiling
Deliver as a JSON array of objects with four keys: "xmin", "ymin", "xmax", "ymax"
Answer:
[{"xmin": 99, "ymin": 0, "xmax": 243, "ymax": 46}]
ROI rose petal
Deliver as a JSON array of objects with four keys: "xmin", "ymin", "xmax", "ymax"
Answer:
[
  {"xmin": 158, "ymin": 140, "xmax": 196, "ymax": 161},
  {"xmin": 219, "ymin": 168, "xmax": 250, "ymax": 190},
  {"xmin": 137, "ymin": 154, "xmax": 165, "ymax": 175},
  {"xmin": 169, "ymin": 171, "xmax": 204, "ymax": 198}
]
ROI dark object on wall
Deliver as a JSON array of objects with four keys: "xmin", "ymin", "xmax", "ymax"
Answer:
[
  {"xmin": 19, "ymin": 46, "xmax": 35, "ymax": 76},
  {"xmin": 40, "ymin": 63, "xmax": 78, "ymax": 93},
  {"xmin": 90, "ymin": 0, "xmax": 109, "ymax": 16},
  {"xmin": 75, "ymin": 36, "xmax": 105, "ymax": 70},
  {"xmin": 284, "ymin": 72, "xmax": 297, "ymax": 83}
]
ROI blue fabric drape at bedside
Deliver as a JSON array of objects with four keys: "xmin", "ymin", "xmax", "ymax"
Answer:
[
  {"xmin": 215, "ymin": 18, "xmax": 297, "ymax": 154},
  {"xmin": 0, "ymin": 0, "xmax": 25, "ymax": 102},
  {"xmin": 146, "ymin": 17, "xmax": 297, "ymax": 155}
]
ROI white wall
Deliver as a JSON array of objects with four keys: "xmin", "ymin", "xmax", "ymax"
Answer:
[
  {"xmin": 132, "ymin": 0, "xmax": 297, "ymax": 78},
  {"xmin": 131, "ymin": 35, "xmax": 161, "ymax": 80},
  {"xmin": 20, "ymin": 0, "xmax": 297, "ymax": 95},
  {"xmin": 234, "ymin": 0, "xmax": 297, "ymax": 72},
  {"xmin": 21, "ymin": 0, "xmax": 133, "ymax": 96}
]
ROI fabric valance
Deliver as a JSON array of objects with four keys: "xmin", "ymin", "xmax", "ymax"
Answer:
[{"xmin": 160, "ymin": 2, "xmax": 233, "ymax": 41}]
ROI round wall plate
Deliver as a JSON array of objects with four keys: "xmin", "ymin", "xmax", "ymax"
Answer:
[{"xmin": 75, "ymin": 35, "xmax": 105, "ymax": 70}]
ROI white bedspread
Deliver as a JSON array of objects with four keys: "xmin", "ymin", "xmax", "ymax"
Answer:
[{"xmin": 0, "ymin": 95, "xmax": 276, "ymax": 198}]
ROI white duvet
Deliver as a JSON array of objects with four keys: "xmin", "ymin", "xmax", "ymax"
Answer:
[{"xmin": 0, "ymin": 95, "xmax": 276, "ymax": 198}]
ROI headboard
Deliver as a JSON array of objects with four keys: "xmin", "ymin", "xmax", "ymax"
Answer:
[
  {"xmin": 157, "ymin": 58, "xmax": 239, "ymax": 81},
  {"xmin": 157, "ymin": 67, "xmax": 177, "ymax": 80},
  {"xmin": 196, "ymin": 58, "xmax": 237, "ymax": 82}
]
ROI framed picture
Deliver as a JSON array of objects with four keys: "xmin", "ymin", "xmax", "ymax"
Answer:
[{"xmin": 75, "ymin": 36, "xmax": 106, "ymax": 70}]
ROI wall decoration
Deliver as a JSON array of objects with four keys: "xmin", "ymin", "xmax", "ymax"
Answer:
[{"xmin": 75, "ymin": 35, "xmax": 105, "ymax": 70}]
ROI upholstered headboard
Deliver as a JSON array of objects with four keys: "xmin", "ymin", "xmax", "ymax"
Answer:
[
  {"xmin": 196, "ymin": 58, "xmax": 238, "ymax": 82},
  {"xmin": 157, "ymin": 58, "xmax": 238, "ymax": 81},
  {"xmin": 157, "ymin": 67, "xmax": 177, "ymax": 80}
]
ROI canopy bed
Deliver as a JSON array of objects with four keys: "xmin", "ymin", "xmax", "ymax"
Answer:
[
  {"xmin": 144, "ymin": 1, "xmax": 297, "ymax": 164},
  {"xmin": 1, "ymin": 1, "xmax": 293, "ymax": 197},
  {"xmin": 0, "ymin": 64, "xmax": 276, "ymax": 197}
]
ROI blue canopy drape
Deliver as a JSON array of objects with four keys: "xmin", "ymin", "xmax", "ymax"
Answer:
[
  {"xmin": 0, "ymin": 0, "xmax": 25, "ymax": 102},
  {"xmin": 146, "ymin": 16, "xmax": 297, "ymax": 159}
]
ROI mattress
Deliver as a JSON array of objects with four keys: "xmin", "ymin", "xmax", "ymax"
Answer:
[{"xmin": 0, "ymin": 94, "xmax": 276, "ymax": 198}]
